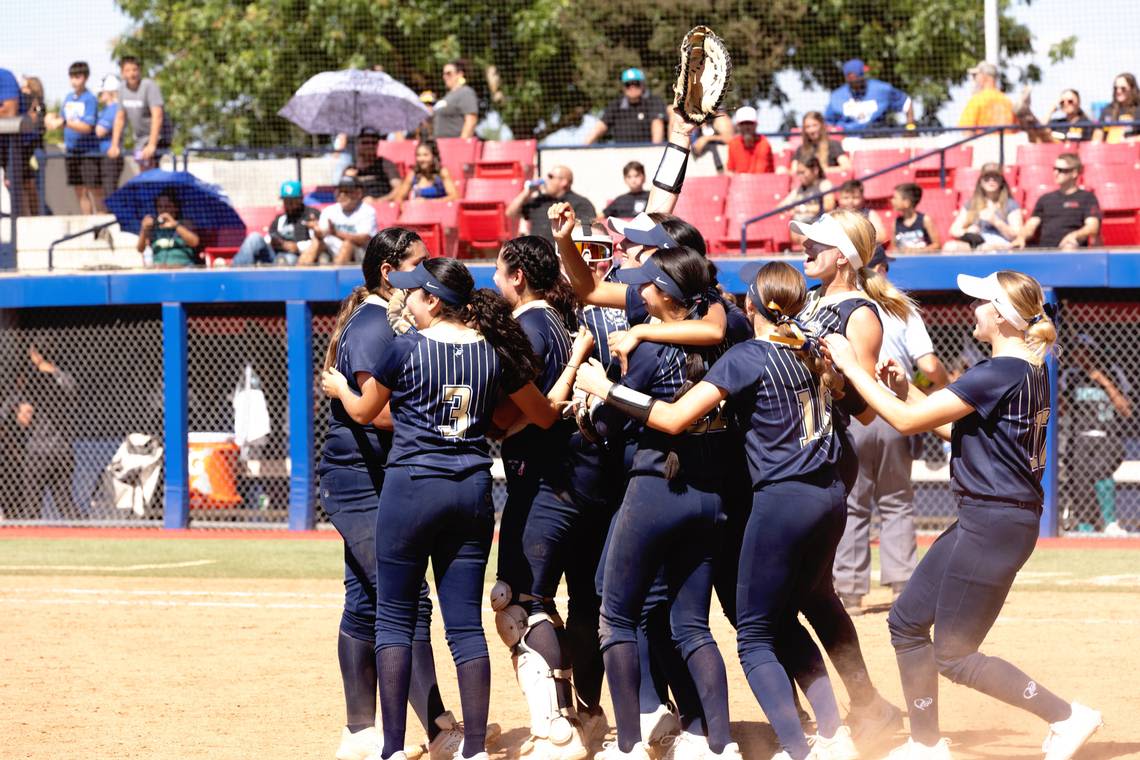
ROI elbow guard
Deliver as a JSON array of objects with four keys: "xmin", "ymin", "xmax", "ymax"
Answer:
[
  {"xmin": 606, "ymin": 384, "xmax": 657, "ymax": 424},
  {"xmin": 653, "ymin": 143, "xmax": 690, "ymax": 193}
]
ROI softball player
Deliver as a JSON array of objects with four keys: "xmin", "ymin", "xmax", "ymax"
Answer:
[
  {"xmin": 321, "ymin": 258, "xmax": 566, "ymax": 760},
  {"xmin": 825, "ymin": 271, "xmax": 1103, "ymax": 760},
  {"xmin": 318, "ymin": 229, "xmax": 471, "ymax": 760},
  {"xmin": 569, "ymin": 243, "xmax": 739, "ymax": 760},
  {"xmin": 793, "ymin": 211, "xmax": 910, "ymax": 742},
  {"xmin": 490, "ymin": 234, "xmax": 597, "ymax": 760}
]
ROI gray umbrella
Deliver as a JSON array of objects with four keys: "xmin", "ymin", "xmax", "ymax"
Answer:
[{"xmin": 278, "ymin": 68, "xmax": 432, "ymax": 135}]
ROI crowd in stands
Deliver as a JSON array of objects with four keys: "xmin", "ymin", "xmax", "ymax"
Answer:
[{"xmin": 3, "ymin": 54, "xmax": 1140, "ymax": 268}]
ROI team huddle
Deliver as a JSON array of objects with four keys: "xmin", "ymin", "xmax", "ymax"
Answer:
[{"xmin": 314, "ymin": 129, "xmax": 1104, "ymax": 760}]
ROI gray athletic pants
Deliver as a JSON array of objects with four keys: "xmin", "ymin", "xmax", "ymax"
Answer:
[{"xmin": 833, "ymin": 416, "xmax": 917, "ymax": 596}]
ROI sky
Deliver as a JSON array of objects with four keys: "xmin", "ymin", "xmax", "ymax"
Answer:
[{"xmin": 5, "ymin": 0, "xmax": 1132, "ymax": 138}]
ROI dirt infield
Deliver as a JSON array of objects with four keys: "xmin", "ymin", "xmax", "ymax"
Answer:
[{"xmin": 2, "ymin": 573, "xmax": 1139, "ymax": 760}]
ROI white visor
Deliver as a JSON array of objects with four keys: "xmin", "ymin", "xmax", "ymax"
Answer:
[
  {"xmin": 957, "ymin": 272, "xmax": 1028, "ymax": 330},
  {"xmin": 607, "ymin": 213, "xmax": 677, "ymax": 250},
  {"xmin": 789, "ymin": 214, "xmax": 861, "ymax": 270}
]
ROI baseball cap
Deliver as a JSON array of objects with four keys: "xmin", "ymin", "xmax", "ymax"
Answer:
[
  {"xmin": 358, "ymin": 127, "xmax": 382, "ymax": 139},
  {"xmin": 789, "ymin": 214, "xmax": 862, "ymax": 270},
  {"xmin": 279, "ymin": 180, "xmax": 302, "ymax": 199},
  {"xmin": 388, "ymin": 262, "xmax": 468, "ymax": 306},
  {"xmin": 621, "ymin": 68, "xmax": 646, "ymax": 84},
  {"xmin": 336, "ymin": 175, "xmax": 362, "ymax": 191},
  {"xmin": 957, "ymin": 272, "xmax": 1027, "ymax": 329},
  {"xmin": 968, "ymin": 61, "xmax": 999, "ymax": 78},
  {"xmin": 868, "ymin": 245, "xmax": 894, "ymax": 270},
  {"xmin": 842, "ymin": 59, "xmax": 867, "ymax": 78},
  {"xmin": 98, "ymin": 74, "xmax": 120, "ymax": 93},
  {"xmin": 607, "ymin": 213, "xmax": 676, "ymax": 250},
  {"xmin": 733, "ymin": 106, "xmax": 758, "ymax": 125},
  {"xmin": 613, "ymin": 257, "xmax": 687, "ymax": 302}
]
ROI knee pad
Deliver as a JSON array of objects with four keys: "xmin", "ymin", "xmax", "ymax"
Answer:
[
  {"xmin": 495, "ymin": 604, "xmax": 529, "ymax": 649},
  {"xmin": 490, "ymin": 580, "xmax": 513, "ymax": 612}
]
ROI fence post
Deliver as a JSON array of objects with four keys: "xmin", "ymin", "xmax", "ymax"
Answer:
[
  {"xmin": 286, "ymin": 300, "xmax": 315, "ymax": 530},
  {"xmin": 162, "ymin": 302, "xmax": 190, "ymax": 529},
  {"xmin": 1041, "ymin": 287, "xmax": 1060, "ymax": 538}
]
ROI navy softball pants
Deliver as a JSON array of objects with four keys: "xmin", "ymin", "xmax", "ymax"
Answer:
[
  {"xmin": 736, "ymin": 473, "xmax": 847, "ymax": 759},
  {"xmin": 888, "ymin": 501, "xmax": 1070, "ymax": 744}
]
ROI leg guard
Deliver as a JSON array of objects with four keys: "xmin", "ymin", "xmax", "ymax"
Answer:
[{"xmin": 516, "ymin": 612, "xmax": 578, "ymax": 745}]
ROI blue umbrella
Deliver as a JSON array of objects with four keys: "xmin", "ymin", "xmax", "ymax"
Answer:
[
  {"xmin": 278, "ymin": 68, "xmax": 432, "ymax": 136},
  {"xmin": 106, "ymin": 170, "xmax": 245, "ymax": 235}
]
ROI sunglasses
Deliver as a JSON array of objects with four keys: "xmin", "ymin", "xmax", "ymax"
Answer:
[
  {"xmin": 1053, "ymin": 165, "xmax": 1077, "ymax": 173},
  {"xmin": 1115, "ymin": 85, "xmax": 1131, "ymax": 92},
  {"xmin": 981, "ymin": 174, "xmax": 1003, "ymax": 183},
  {"xmin": 623, "ymin": 82, "xmax": 643, "ymax": 88},
  {"xmin": 1060, "ymin": 98, "xmax": 1077, "ymax": 105}
]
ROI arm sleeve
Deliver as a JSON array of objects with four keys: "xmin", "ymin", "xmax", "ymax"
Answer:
[
  {"xmin": 1030, "ymin": 196, "xmax": 1045, "ymax": 220},
  {"xmin": 145, "ymin": 79, "xmax": 165, "ymax": 108},
  {"xmin": 946, "ymin": 360, "xmax": 1015, "ymax": 418},
  {"xmin": 360, "ymin": 206, "xmax": 378, "ymax": 235},
  {"xmin": 82, "ymin": 94, "xmax": 97, "ymax": 126},
  {"xmin": 704, "ymin": 344, "xmax": 763, "ymax": 396},
  {"xmin": 346, "ymin": 320, "xmax": 394, "ymax": 378},
  {"xmin": 1086, "ymin": 192, "xmax": 1102, "ymax": 220},
  {"xmin": 458, "ymin": 87, "xmax": 479, "ymax": 115}
]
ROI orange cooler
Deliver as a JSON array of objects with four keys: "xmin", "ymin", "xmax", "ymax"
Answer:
[{"xmin": 188, "ymin": 433, "xmax": 243, "ymax": 507}]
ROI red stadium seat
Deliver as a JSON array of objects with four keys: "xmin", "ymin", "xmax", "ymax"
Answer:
[
  {"xmin": 465, "ymin": 177, "xmax": 524, "ymax": 205},
  {"xmin": 719, "ymin": 192, "xmax": 788, "ymax": 252},
  {"xmin": 1096, "ymin": 182, "xmax": 1140, "ymax": 212},
  {"xmin": 1016, "ymin": 142, "xmax": 1076, "ymax": 167},
  {"xmin": 1083, "ymin": 163, "xmax": 1140, "ymax": 192},
  {"xmin": 1017, "ymin": 164, "xmax": 1060, "ymax": 191},
  {"xmin": 401, "ymin": 222, "xmax": 446, "ymax": 257},
  {"xmin": 369, "ymin": 201, "xmax": 401, "ymax": 229},
  {"xmin": 1079, "ymin": 142, "xmax": 1140, "ymax": 167},
  {"xmin": 202, "ymin": 226, "xmax": 248, "ymax": 267},
  {"xmin": 675, "ymin": 176, "xmax": 730, "ymax": 223},
  {"xmin": 457, "ymin": 202, "xmax": 515, "ymax": 257},
  {"xmin": 912, "ymin": 144, "xmax": 973, "ymax": 172},
  {"xmin": 918, "ymin": 187, "xmax": 960, "ymax": 219},
  {"xmin": 474, "ymin": 160, "xmax": 525, "ymax": 179},
  {"xmin": 1100, "ymin": 213, "xmax": 1140, "ymax": 247},
  {"xmin": 694, "ymin": 215, "xmax": 728, "ymax": 255},
  {"xmin": 773, "ymin": 148, "xmax": 794, "ymax": 173},
  {"xmin": 851, "ymin": 148, "xmax": 913, "ymax": 175},
  {"xmin": 480, "ymin": 139, "xmax": 538, "ymax": 174},
  {"xmin": 436, "ymin": 137, "xmax": 482, "ymax": 178},
  {"xmin": 879, "ymin": 209, "xmax": 896, "ymax": 249},
  {"xmin": 859, "ymin": 167, "xmax": 915, "ymax": 204},
  {"xmin": 239, "ymin": 205, "xmax": 282, "ymax": 234},
  {"xmin": 399, "ymin": 199, "xmax": 458, "ymax": 229},
  {"xmin": 684, "ymin": 174, "xmax": 732, "ymax": 200},
  {"xmin": 728, "ymin": 173, "xmax": 791, "ymax": 202},
  {"xmin": 376, "ymin": 140, "xmax": 417, "ymax": 167}
]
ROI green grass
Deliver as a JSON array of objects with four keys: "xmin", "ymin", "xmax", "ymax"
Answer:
[{"xmin": 0, "ymin": 537, "xmax": 1136, "ymax": 591}]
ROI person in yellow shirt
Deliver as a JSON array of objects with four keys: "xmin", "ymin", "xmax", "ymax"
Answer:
[{"xmin": 959, "ymin": 61, "xmax": 1015, "ymax": 129}]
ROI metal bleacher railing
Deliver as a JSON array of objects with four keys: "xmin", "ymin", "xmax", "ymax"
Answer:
[{"xmin": 4, "ymin": 253, "xmax": 1140, "ymax": 537}]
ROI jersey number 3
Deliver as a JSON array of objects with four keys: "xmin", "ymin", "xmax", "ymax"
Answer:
[{"xmin": 438, "ymin": 384, "xmax": 474, "ymax": 438}]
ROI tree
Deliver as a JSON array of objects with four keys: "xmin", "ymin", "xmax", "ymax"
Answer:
[{"xmin": 113, "ymin": 0, "xmax": 1046, "ymax": 146}]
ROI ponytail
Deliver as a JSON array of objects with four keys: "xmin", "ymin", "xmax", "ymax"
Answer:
[
  {"xmin": 996, "ymin": 270, "xmax": 1058, "ymax": 365},
  {"xmin": 324, "ymin": 286, "xmax": 370, "ymax": 370},
  {"xmin": 856, "ymin": 266, "xmax": 916, "ymax": 321},
  {"xmin": 457, "ymin": 289, "xmax": 541, "ymax": 392}
]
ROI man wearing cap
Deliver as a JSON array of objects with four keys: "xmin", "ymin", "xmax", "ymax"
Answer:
[
  {"xmin": 301, "ymin": 176, "xmax": 378, "ymax": 265},
  {"xmin": 832, "ymin": 246, "xmax": 950, "ymax": 614},
  {"xmin": 958, "ymin": 61, "xmax": 1015, "ymax": 129},
  {"xmin": 584, "ymin": 68, "xmax": 667, "ymax": 145},
  {"xmin": 342, "ymin": 127, "xmax": 401, "ymax": 202},
  {"xmin": 724, "ymin": 106, "xmax": 773, "ymax": 174},
  {"xmin": 94, "ymin": 74, "xmax": 123, "ymax": 198},
  {"xmin": 232, "ymin": 181, "xmax": 321, "ymax": 266},
  {"xmin": 824, "ymin": 59, "xmax": 914, "ymax": 133},
  {"xmin": 507, "ymin": 165, "xmax": 597, "ymax": 243}
]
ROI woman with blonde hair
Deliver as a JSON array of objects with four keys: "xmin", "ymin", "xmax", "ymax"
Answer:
[
  {"xmin": 944, "ymin": 164, "xmax": 1023, "ymax": 251},
  {"xmin": 790, "ymin": 111, "xmax": 851, "ymax": 176},
  {"xmin": 789, "ymin": 208, "xmax": 912, "ymax": 743},
  {"xmin": 825, "ymin": 271, "xmax": 1102, "ymax": 760}
]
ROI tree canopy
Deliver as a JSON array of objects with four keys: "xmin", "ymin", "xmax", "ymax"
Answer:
[{"xmin": 114, "ymin": 0, "xmax": 1046, "ymax": 146}]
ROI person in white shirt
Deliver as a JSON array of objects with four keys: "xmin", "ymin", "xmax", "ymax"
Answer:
[
  {"xmin": 301, "ymin": 176, "xmax": 378, "ymax": 265},
  {"xmin": 833, "ymin": 247, "xmax": 950, "ymax": 614}
]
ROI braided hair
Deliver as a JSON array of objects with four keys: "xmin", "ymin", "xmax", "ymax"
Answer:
[{"xmin": 498, "ymin": 235, "xmax": 579, "ymax": 330}]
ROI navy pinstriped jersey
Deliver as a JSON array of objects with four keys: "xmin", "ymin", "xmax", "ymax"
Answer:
[
  {"xmin": 946, "ymin": 357, "xmax": 1050, "ymax": 505},
  {"xmin": 514, "ymin": 300, "xmax": 572, "ymax": 394},
  {"xmin": 578, "ymin": 305, "xmax": 629, "ymax": 372},
  {"xmin": 798, "ymin": 288, "xmax": 882, "ymax": 426},
  {"xmin": 373, "ymin": 329, "xmax": 503, "ymax": 476},
  {"xmin": 320, "ymin": 300, "xmax": 394, "ymax": 473},
  {"xmin": 705, "ymin": 339, "xmax": 841, "ymax": 488}
]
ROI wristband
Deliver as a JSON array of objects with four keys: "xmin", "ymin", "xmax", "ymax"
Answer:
[
  {"xmin": 653, "ymin": 143, "xmax": 690, "ymax": 193},
  {"xmin": 606, "ymin": 384, "xmax": 657, "ymax": 423}
]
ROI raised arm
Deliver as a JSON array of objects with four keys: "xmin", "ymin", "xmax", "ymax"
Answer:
[
  {"xmin": 549, "ymin": 202, "xmax": 627, "ymax": 307},
  {"xmin": 646, "ymin": 111, "xmax": 696, "ymax": 215}
]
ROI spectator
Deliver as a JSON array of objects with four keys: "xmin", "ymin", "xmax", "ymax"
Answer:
[
  {"xmin": 602, "ymin": 161, "xmax": 650, "ymax": 218},
  {"xmin": 691, "ymin": 111, "xmax": 734, "ymax": 170},
  {"xmin": 506, "ymin": 165, "xmax": 596, "ymax": 243},
  {"xmin": 3, "ymin": 345, "xmax": 81, "ymax": 520},
  {"xmin": 834, "ymin": 247, "xmax": 950, "ymax": 612},
  {"xmin": 342, "ymin": 127, "xmax": 400, "ymax": 202},
  {"xmin": 1014, "ymin": 152, "xmax": 1101, "ymax": 250},
  {"xmin": 233, "ymin": 181, "xmax": 320, "ymax": 266},
  {"xmin": 824, "ymin": 59, "xmax": 914, "ymax": 133},
  {"xmin": 0, "ymin": 67, "xmax": 17, "ymax": 117},
  {"xmin": 137, "ymin": 187, "xmax": 200, "ymax": 267},
  {"xmin": 944, "ymin": 163, "xmax": 1022, "ymax": 251},
  {"xmin": 791, "ymin": 110, "xmax": 851, "ymax": 176},
  {"xmin": 1015, "ymin": 87, "xmax": 1095, "ymax": 143},
  {"xmin": 95, "ymin": 74, "xmax": 124, "ymax": 199},
  {"xmin": 45, "ymin": 62, "xmax": 101, "ymax": 214},
  {"xmin": 779, "ymin": 156, "xmax": 834, "ymax": 223},
  {"xmin": 1092, "ymin": 72, "xmax": 1140, "ymax": 143},
  {"xmin": 108, "ymin": 56, "xmax": 168, "ymax": 170},
  {"xmin": 890, "ymin": 182, "xmax": 940, "ymax": 252},
  {"xmin": 433, "ymin": 59, "xmax": 478, "ymax": 139},
  {"xmin": 392, "ymin": 138, "xmax": 458, "ymax": 202},
  {"xmin": 302, "ymin": 176, "xmax": 377, "ymax": 265},
  {"xmin": 17, "ymin": 76, "xmax": 46, "ymax": 217},
  {"xmin": 721, "ymin": 106, "xmax": 773, "ymax": 174},
  {"xmin": 958, "ymin": 61, "xmax": 1015, "ymax": 129},
  {"xmin": 584, "ymin": 68, "xmax": 667, "ymax": 145},
  {"xmin": 836, "ymin": 179, "xmax": 887, "ymax": 244},
  {"xmin": 0, "ymin": 68, "xmax": 26, "ymax": 218}
]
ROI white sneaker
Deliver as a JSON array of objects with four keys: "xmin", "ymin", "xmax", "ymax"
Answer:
[
  {"xmin": 808, "ymin": 726, "xmax": 859, "ymax": 760},
  {"xmin": 595, "ymin": 741, "xmax": 652, "ymax": 760},
  {"xmin": 338, "ymin": 726, "xmax": 382, "ymax": 760},
  {"xmin": 770, "ymin": 752, "xmax": 821, "ymax": 760},
  {"xmin": 1103, "ymin": 521, "xmax": 1129, "ymax": 537},
  {"xmin": 845, "ymin": 692, "xmax": 903, "ymax": 744},
  {"xmin": 659, "ymin": 731, "xmax": 708, "ymax": 760},
  {"xmin": 884, "ymin": 738, "xmax": 952, "ymax": 759},
  {"xmin": 518, "ymin": 722, "xmax": 589, "ymax": 760},
  {"xmin": 705, "ymin": 742, "xmax": 742, "ymax": 760},
  {"xmin": 640, "ymin": 704, "xmax": 681, "ymax": 748},
  {"xmin": 580, "ymin": 708, "xmax": 611, "ymax": 747},
  {"xmin": 426, "ymin": 711, "xmax": 502, "ymax": 760},
  {"xmin": 1041, "ymin": 702, "xmax": 1103, "ymax": 760}
]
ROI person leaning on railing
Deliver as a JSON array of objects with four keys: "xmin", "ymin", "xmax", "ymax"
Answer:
[{"xmin": 1013, "ymin": 153, "xmax": 1101, "ymax": 251}]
